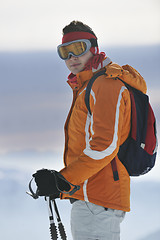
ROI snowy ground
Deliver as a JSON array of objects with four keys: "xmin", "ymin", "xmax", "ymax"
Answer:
[{"xmin": 0, "ymin": 164, "xmax": 160, "ymax": 240}]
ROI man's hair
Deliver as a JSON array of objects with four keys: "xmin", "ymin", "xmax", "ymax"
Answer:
[{"xmin": 62, "ymin": 21, "xmax": 97, "ymax": 38}]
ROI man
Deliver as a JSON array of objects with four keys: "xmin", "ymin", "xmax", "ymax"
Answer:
[{"xmin": 33, "ymin": 21, "xmax": 147, "ymax": 239}]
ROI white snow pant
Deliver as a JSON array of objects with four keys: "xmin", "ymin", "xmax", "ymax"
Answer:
[{"xmin": 71, "ymin": 200, "xmax": 125, "ymax": 240}]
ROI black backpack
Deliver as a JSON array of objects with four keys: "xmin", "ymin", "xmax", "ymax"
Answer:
[{"xmin": 85, "ymin": 69, "xmax": 158, "ymax": 180}]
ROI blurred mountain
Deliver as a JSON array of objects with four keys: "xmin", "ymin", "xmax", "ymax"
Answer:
[
  {"xmin": 0, "ymin": 45, "xmax": 160, "ymax": 91},
  {"xmin": 0, "ymin": 45, "xmax": 159, "ymax": 154}
]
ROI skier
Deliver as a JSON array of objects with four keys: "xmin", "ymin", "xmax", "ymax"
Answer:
[{"xmin": 33, "ymin": 21, "xmax": 147, "ymax": 239}]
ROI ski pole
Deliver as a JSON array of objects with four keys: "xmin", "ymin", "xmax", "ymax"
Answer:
[
  {"xmin": 46, "ymin": 197, "xmax": 58, "ymax": 240},
  {"xmin": 46, "ymin": 197, "xmax": 67, "ymax": 240},
  {"xmin": 52, "ymin": 199, "xmax": 67, "ymax": 240},
  {"xmin": 27, "ymin": 179, "xmax": 67, "ymax": 240},
  {"xmin": 26, "ymin": 172, "xmax": 80, "ymax": 239}
]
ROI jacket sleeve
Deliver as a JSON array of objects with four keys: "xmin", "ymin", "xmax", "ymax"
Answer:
[{"xmin": 60, "ymin": 75, "xmax": 131, "ymax": 185}]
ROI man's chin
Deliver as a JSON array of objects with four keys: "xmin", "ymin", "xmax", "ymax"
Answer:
[{"xmin": 71, "ymin": 68, "xmax": 83, "ymax": 75}]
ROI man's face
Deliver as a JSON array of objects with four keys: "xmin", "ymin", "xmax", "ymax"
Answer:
[{"xmin": 65, "ymin": 51, "xmax": 93, "ymax": 74}]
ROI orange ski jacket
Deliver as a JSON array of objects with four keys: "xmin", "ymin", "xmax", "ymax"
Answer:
[{"xmin": 60, "ymin": 59, "xmax": 147, "ymax": 212}]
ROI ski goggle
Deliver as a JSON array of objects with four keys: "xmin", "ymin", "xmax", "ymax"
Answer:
[{"xmin": 57, "ymin": 39, "xmax": 92, "ymax": 60}]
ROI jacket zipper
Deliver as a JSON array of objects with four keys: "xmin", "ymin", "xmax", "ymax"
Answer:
[{"xmin": 63, "ymin": 90, "xmax": 78, "ymax": 166}]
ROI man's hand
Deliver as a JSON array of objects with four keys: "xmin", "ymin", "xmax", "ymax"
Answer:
[{"xmin": 32, "ymin": 169, "xmax": 71, "ymax": 198}]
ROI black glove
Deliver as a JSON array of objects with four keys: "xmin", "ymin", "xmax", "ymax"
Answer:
[{"xmin": 33, "ymin": 169, "xmax": 71, "ymax": 197}]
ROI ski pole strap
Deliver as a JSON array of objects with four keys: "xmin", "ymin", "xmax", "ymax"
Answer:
[
  {"xmin": 52, "ymin": 170, "xmax": 80, "ymax": 196},
  {"xmin": 111, "ymin": 158, "xmax": 119, "ymax": 181},
  {"xmin": 26, "ymin": 171, "xmax": 80, "ymax": 199},
  {"xmin": 26, "ymin": 178, "xmax": 39, "ymax": 199}
]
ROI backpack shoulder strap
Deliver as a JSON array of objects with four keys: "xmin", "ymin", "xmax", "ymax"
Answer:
[
  {"xmin": 85, "ymin": 69, "xmax": 106, "ymax": 115},
  {"xmin": 116, "ymin": 77, "xmax": 130, "ymax": 90},
  {"xmin": 85, "ymin": 69, "xmax": 120, "ymax": 181}
]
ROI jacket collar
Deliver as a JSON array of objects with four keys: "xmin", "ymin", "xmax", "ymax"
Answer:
[{"xmin": 67, "ymin": 57, "xmax": 112, "ymax": 91}]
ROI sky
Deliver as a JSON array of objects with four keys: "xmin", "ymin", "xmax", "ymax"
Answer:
[{"xmin": 0, "ymin": 0, "xmax": 160, "ymax": 51}]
